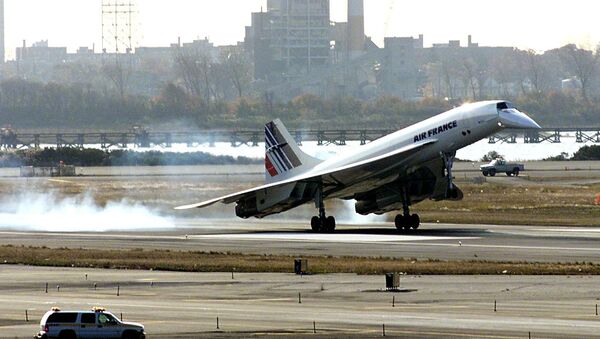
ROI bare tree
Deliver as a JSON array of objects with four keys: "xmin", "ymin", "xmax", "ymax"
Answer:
[
  {"xmin": 559, "ymin": 44, "xmax": 600, "ymax": 103},
  {"xmin": 174, "ymin": 49, "xmax": 215, "ymax": 105},
  {"xmin": 523, "ymin": 49, "xmax": 543, "ymax": 94},
  {"xmin": 102, "ymin": 57, "xmax": 130, "ymax": 99},
  {"xmin": 462, "ymin": 58, "xmax": 478, "ymax": 99},
  {"xmin": 221, "ymin": 50, "xmax": 251, "ymax": 98}
]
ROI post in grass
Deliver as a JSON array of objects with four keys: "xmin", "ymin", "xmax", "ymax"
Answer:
[{"xmin": 117, "ymin": 285, "xmax": 120, "ymax": 297}]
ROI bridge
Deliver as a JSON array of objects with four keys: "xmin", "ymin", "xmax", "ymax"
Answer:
[{"xmin": 0, "ymin": 127, "xmax": 598, "ymax": 149}]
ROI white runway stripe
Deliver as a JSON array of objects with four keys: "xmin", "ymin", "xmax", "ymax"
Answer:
[{"xmin": 192, "ymin": 233, "xmax": 477, "ymax": 243}]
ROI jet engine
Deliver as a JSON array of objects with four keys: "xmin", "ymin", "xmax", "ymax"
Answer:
[{"xmin": 235, "ymin": 197, "xmax": 258, "ymax": 219}]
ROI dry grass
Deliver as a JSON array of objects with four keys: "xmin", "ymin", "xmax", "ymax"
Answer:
[
  {"xmin": 1, "ymin": 245, "xmax": 599, "ymax": 275},
  {"xmin": 393, "ymin": 183, "xmax": 600, "ymax": 226},
  {"xmin": 1, "ymin": 175, "xmax": 600, "ymax": 226}
]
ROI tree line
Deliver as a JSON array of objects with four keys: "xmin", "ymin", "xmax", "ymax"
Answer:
[
  {"xmin": 0, "ymin": 148, "xmax": 260, "ymax": 167},
  {"xmin": 3, "ymin": 43, "xmax": 600, "ymax": 129}
]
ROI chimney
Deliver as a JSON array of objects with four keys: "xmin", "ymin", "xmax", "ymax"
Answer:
[{"xmin": 347, "ymin": 0, "xmax": 365, "ymax": 59}]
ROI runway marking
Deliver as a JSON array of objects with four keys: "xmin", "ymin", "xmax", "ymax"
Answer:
[
  {"xmin": 192, "ymin": 233, "xmax": 478, "ymax": 243},
  {"xmin": 533, "ymin": 227, "xmax": 600, "ymax": 233}
]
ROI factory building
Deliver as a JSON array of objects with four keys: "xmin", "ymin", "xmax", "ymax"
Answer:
[
  {"xmin": 246, "ymin": 0, "xmax": 331, "ymax": 79},
  {"xmin": 380, "ymin": 35, "xmax": 424, "ymax": 99},
  {"xmin": 268, "ymin": 0, "xmax": 330, "ymax": 75}
]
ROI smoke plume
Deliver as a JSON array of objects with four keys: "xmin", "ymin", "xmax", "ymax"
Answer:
[{"xmin": 0, "ymin": 193, "xmax": 174, "ymax": 232}]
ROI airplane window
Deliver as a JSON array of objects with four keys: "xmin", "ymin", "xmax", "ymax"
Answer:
[
  {"xmin": 497, "ymin": 102, "xmax": 508, "ymax": 110},
  {"xmin": 497, "ymin": 102, "xmax": 518, "ymax": 112}
]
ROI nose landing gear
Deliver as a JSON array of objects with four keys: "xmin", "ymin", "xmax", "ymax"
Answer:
[{"xmin": 443, "ymin": 151, "xmax": 459, "ymax": 199}]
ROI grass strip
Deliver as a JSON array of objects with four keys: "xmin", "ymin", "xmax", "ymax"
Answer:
[{"xmin": 1, "ymin": 245, "xmax": 599, "ymax": 275}]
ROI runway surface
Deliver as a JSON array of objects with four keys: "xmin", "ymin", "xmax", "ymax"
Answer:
[
  {"xmin": 3, "ymin": 266, "xmax": 600, "ymax": 338},
  {"xmin": 3, "ymin": 220, "xmax": 600, "ymax": 263}
]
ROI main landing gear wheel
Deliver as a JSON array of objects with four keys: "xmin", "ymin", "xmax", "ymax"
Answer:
[
  {"xmin": 310, "ymin": 215, "xmax": 336, "ymax": 233},
  {"xmin": 395, "ymin": 214, "xmax": 420, "ymax": 231},
  {"xmin": 311, "ymin": 216, "xmax": 321, "ymax": 232},
  {"xmin": 310, "ymin": 184, "xmax": 336, "ymax": 233}
]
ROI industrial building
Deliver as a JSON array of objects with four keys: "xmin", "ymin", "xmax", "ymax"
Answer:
[
  {"xmin": 2, "ymin": 1, "xmax": 532, "ymax": 101},
  {"xmin": 246, "ymin": 0, "xmax": 373, "ymax": 79},
  {"xmin": 246, "ymin": 0, "xmax": 332, "ymax": 79}
]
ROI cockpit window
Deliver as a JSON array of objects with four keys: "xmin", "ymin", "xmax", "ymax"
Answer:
[{"xmin": 497, "ymin": 102, "xmax": 516, "ymax": 110}]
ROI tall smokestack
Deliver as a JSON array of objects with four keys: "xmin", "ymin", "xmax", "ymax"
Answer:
[
  {"xmin": 0, "ymin": 0, "xmax": 4, "ymax": 63},
  {"xmin": 347, "ymin": 0, "xmax": 365, "ymax": 59}
]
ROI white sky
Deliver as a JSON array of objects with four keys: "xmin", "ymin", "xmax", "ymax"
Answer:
[{"xmin": 4, "ymin": 0, "xmax": 600, "ymax": 60}]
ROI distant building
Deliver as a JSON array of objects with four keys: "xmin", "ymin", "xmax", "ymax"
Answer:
[
  {"xmin": 246, "ymin": 0, "xmax": 331, "ymax": 79},
  {"xmin": 16, "ymin": 40, "xmax": 68, "ymax": 64},
  {"xmin": 380, "ymin": 35, "xmax": 424, "ymax": 99}
]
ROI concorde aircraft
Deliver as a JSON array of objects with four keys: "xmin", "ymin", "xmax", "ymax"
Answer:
[{"xmin": 176, "ymin": 101, "xmax": 540, "ymax": 232}]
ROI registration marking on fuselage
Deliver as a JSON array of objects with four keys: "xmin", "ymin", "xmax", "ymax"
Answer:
[{"xmin": 192, "ymin": 233, "xmax": 478, "ymax": 243}]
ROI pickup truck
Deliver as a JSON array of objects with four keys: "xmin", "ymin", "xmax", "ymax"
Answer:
[{"xmin": 480, "ymin": 159, "xmax": 524, "ymax": 177}]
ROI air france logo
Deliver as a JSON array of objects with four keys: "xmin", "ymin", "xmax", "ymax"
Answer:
[{"xmin": 414, "ymin": 120, "xmax": 458, "ymax": 142}]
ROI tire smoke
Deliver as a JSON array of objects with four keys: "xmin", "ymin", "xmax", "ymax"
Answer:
[
  {"xmin": 338, "ymin": 200, "xmax": 387, "ymax": 224},
  {"xmin": 0, "ymin": 193, "xmax": 174, "ymax": 232}
]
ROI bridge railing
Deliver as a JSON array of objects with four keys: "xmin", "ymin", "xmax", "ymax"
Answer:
[{"xmin": 1, "ymin": 128, "xmax": 599, "ymax": 149}]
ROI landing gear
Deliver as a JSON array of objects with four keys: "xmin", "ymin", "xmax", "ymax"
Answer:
[
  {"xmin": 394, "ymin": 213, "xmax": 420, "ymax": 231},
  {"xmin": 310, "ymin": 184, "xmax": 336, "ymax": 233},
  {"xmin": 394, "ymin": 187, "xmax": 420, "ymax": 231},
  {"xmin": 442, "ymin": 151, "xmax": 459, "ymax": 199}
]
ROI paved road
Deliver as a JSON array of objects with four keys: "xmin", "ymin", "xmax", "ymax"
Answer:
[
  {"xmin": 2, "ymin": 220, "xmax": 600, "ymax": 263},
  {"xmin": 2, "ymin": 266, "xmax": 600, "ymax": 338}
]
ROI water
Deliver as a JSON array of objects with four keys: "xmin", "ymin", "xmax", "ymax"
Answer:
[{"xmin": 115, "ymin": 137, "xmax": 593, "ymax": 162}]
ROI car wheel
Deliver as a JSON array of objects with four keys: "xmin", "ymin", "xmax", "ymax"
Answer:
[
  {"xmin": 489, "ymin": 169, "xmax": 496, "ymax": 177},
  {"xmin": 482, "ymin": 171, "xmax": 488, "ymax": 177},
  {"xmin": 513, "ymin": 168, "xmax": 520, "ymax": 176}
]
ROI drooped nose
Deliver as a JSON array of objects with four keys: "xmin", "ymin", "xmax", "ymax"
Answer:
[{"xmin": 498, "ymin": 109, "xmax": 541, "ymax": 129}]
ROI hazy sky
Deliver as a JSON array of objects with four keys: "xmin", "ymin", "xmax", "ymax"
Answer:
[{"xmin": 4, "ymin": 0, "xmax": 600, "ymax": 60}]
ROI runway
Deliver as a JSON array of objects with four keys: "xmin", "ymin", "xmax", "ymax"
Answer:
[
  {"xmin": 2, "ymin": 220, "xmax": 600, "ymax": 263},
  {"xmin": 3, "ymin": 266, "xmax": 600, "ymax": 338},
  {"xmin": 1, "ymin": 162, "xmax": 600, "ymax": 337}
]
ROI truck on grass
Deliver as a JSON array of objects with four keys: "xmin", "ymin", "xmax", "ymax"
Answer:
[{"xmin": 480, "ymin": 159, "xmax": 524, "ymax": 177}]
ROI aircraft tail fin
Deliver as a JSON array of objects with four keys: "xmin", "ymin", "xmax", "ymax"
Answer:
[{"xmin": 264, "ymin": 119, "xmax": 322, "ymax": 183}]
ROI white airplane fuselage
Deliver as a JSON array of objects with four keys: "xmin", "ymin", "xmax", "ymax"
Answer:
[{"xmin": 305, "ymin": 100, "xmax": 537, "ymax": 185}]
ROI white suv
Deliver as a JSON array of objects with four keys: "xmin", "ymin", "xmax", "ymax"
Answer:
[{"xmin": 35, "ymin": 307, "xmax": 145, "ymax": 339}]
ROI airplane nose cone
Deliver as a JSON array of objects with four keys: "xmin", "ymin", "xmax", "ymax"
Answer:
[{"xmin": 499, "ymin": 110, "xmax": 541, "ymax": 129}]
